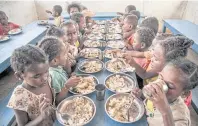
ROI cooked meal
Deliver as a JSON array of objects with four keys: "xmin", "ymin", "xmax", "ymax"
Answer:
[
  {"xmin": 84, "ymin": 40, "xmax": 101, "ymax": 47},
  {"xmin": 0, "ymin": 36, "xmax": 9, "ymax": 41},
  {"xmin": 87, "ymin": 33, "xmax": 104, "ymax": 40},
  {"xmin": 106, "ymin": 59, "xmax": 126, "ymax": 73},
  {"xmin": 105, "ymin": 74, "xmax": 134, "ymax": 93},
  {"xmin": 107, "ymin": 40, "xmax": 125, "ymax": 49},
  {"xmin": 104, "ymin": 49, "xmax": 123, "ymax": 59},
  {"xmin": 8, "ymin": 28, "xmax": 22, "ymax": 34},
  {"xmin": 106, "ymin": 34, "xmax": 122, "ymax": 40},
  {"xmin": 107, "ymin": 95, "xmax": 139, "ymax": 122},
  {"xmin": 70, "ymin": 76, "xmax": 96, "ymax": 94},
  {"xmin": 38, "ymin": 20, "xmax": 48, "ymax": 25},
  {"xmin": 80, "ymin": 60, "xmax": 103, "ymax": 73},
  {"xmin": 80, "ymin": 48, "xmax": 101, "ymax": 59},
  {"xmin": 59, "ymin": 97, "xmax": 95, "ymax": 126}
]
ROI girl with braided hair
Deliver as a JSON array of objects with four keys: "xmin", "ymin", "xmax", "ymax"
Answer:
[
  {"xmin": 125, "ymin": 35, "xmax": 194, "ymax": 85},
  {"xmin": 38, "ymin": 37, "xmax": 80, "ymax": 104},
  {"xmin": 7, "ymin": 45, "xmax": 56, "ymax": 125},
  {"xmin": 132, "ymin": 59, "xmax": 198, "ymax": 126}
]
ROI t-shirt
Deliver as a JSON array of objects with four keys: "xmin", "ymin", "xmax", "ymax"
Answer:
[
  {"xmin": 146, "ymin": 97, "xmax": 191, "ymax": 126},
  {"xmin": 49, "ymin": 66, "xmax": 68, "ymax": 93},
  {"xmin": 0, "ymin": 22, "xmax": 20, "ymax": 35},
  {"xmin": 127, "ymin": 34, "xmax": 134, "ymax": 46},
  {"xmin": 54, "ymin": 16, "xmax": 63, "ymax": 27}
]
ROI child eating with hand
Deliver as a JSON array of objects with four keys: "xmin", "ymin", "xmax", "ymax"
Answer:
[
  {"xmin": 38, "ymin": 37, "xmax": 80, "ymax": 104},
  {"xmin": 7, "ymin": 45, "xmax": 55, "ymax": 126},
  {"xmin": 0, "ymin": 11, "xmax": 20, "ymax": 35},
  {"xmin": 133, "ymin": 59, "xmax": 197, "ymax": 126},
  {"xmin": 46, "ymin": 5, "xmax": 63, "ymax": 27}
]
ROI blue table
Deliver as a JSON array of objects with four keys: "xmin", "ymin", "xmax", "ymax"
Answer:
[
  {"xmin": 0, "ymin": 21, "xmax": 48, "ymax": 74},
  {"xmin": 49, "ymin": 12, "xmax": 145, "ymax": 21},
  {"xmin": 163, "ymin": 19, "xmax": 198, "ymax": 54},
  {"xmin": 54, "ymin": 58, "xmax": 147, "ymax": 126}
]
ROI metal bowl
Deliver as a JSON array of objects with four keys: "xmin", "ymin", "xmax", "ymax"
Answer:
[
  {"xmin": 104, "ymin": 48, "xmax": 123, "ymax": 59},
  {"xmin": 105, "ymin": 93, "xmax": 145, "ymax": 123},
  {"xmin": 83, "ymin": 40, "xmax": 102, "ymax": 48},
  {"xmin": 56, "ymin": 95, "xmax": 96, "ymax": 126},
  {"xmin": 69, "ymin": 74, "xmax": 99, "ymax": 95},
  {"xmin": 78, "ymin": 59, "xmax": 104, "ymax": 74},
  {"xmin": 106, "ymin": 34, "xmax": 122, "ymax": 40},
  {"xmin": 105, "ymin": 58, "xmax": 126, "ymax": 73},
  {"xmin": 0, "ymin": 35, "xmax": 10, "ymax": 43},
  {"xmin": 106, "ymin": 40, "xmax": 125, "ymax": 49},
  {"xmin": 104, "ymin": 73, "xmax": 137, "ymax": 93},
  {"xmin": 80, "ymin": 48, "xmax": 102, "ymax": 59}
]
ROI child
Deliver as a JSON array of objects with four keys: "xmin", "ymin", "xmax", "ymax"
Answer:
[
  {"xmin": 122, "ymin": 15, "xmax": 138, "ymax": 46},
  {"xmin": 125, "ymin": 36, "xmax": 194, "ymax": 85},
  {"xmin": 117, "ymin": 5, "xmax": 136, "ymax": 16},
  {"xmin": 7, "ymin": 45, "xmax": 55, "ymax": 125},
  {"xmin": 130, "ymin": 10, "xmax": 141, "ymax": 21},
  {"xmin": 133, "ymin": 59, "xmax": 197, "ymax": 126},
  {"xmin": 132, "ymin": 27, "xmax": 155, "ymax": 69},
  {"xmin": 67, "ymin": 2, "xmax": 82, "ymax": 16},
  {"xmin": 45, "ymin": 26, "xmax": 72, "ymax": 74},
  {"xmin": 38, "ymin": 37, "xmax": 80, "ymax": 104},
  {"xmin": 0, "ymin": 11, "xmax": 20, "ymax": 35},
  {"xmin": 139, "ymin": 17, "xmax": 159, "ymax": 35},
  {"xmin": 70, "ymin": 12, "xmax": 86, "ymax": 36},
  {"xmin": 46, "ymin": 5, "xmax": 63, "ymax": 27}
]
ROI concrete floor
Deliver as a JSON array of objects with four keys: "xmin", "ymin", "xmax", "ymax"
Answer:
[{"xmin": 0, "ymin": 49, "xmax": 198, "ymax": 125}]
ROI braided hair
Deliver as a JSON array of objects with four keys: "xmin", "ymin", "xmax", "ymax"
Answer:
[
  {"xmin": 38, "ymin": 36, "xmax": 62, "ymax": 62},
  {"xmin": 160, "ymin": 36, "xmax": 194, "ymax": 62},
  {"xmin": 139, "ymin": 17, "xmax": 159, "ymax": 35},
  {"xmin": 10, "ymin": 45, "xmax": 48, "ymax": 73},
  {"xmin": 136, "ymin": 27, "xmax": 155, "ymax": 48},
  {"xmin": 168, "ymin": 59, "xmax": 198, "ymax": 90},
  {"xmin": 46, "ymin": 26, "xmax": 65, "ymax": 38},
  {"xmin": 67, "ymin": 3, "xmax": 82, "ymax": 14}
]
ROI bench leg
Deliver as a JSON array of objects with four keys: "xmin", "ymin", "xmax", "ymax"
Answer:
[{"xmin": 162, "ymin": 25, "xmax": 166, "ymax": 33}]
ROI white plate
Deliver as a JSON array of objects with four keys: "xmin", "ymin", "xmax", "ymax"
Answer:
[
  {"xmin": 8, "ymin": 28, "xmax": 22, "ymax": 35},
  {"xmin": 0, "ymin": 36, "xmax": 10, "ymax": 42}
]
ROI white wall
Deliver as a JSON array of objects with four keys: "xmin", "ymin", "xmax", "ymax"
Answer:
[
  {"xmin": 183, "ymin": 1, "xmax": 198, "ymax": 24},
  {"xmin": 0, "ymin": 1, "xmax": 38, "ymax": 26}
]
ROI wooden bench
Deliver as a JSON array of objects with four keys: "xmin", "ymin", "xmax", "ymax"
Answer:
[
  {"xmin": 0, "ymin": 21, "xmax": 48, "ymax": 74},
  {"xmin": 163, "ymin": 19, "xmax": 198, "ymax": 113}
]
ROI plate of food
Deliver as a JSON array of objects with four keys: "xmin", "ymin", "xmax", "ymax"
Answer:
[
  {"xmin": 78, "ymin": 59, "xmax": 104, "ymax": 73},
  {"xmin": 0, "ymin": 35, "xmax": 10, "ymax": 42},
  {"xmin": 69, "ymin": 74, "xmax": 98, "ymax": 95},
  {"xmin": 105, "ymin": 93, "xmax": 145, "ymax": 123},
  {"xmin": 56, "ymin": 95, "xmax": 96, "ymax": 126},
  {"xmin": 95, "ymin": 20, "xmax": 106, "ymax": 25},
  {"xmin": 105, "ymin": 73, "xmax": 137, "ymax": 93},
  {"xmin": 105, "ymin": 58, "xmax": 135, "ymax": 73},
  {"xmin": 83, "ymin": 40, "xmax": 103, "ymax": 48},
  {"xmin": 87, "ymin": 33, "xmax": 104, "ymax": 40},
  {"xmin": 104, "ymin": 49, "xmax": 123, "ymax": 59},
  {"xmin": 8, "ymin": 28, "xmax": 22, "ymax": 35},
  {"xmin": 107, "ymin": 40, "xmax": 125, "ymax": 49},
  {"xmin": 37, "ymin": 20, "xmax": 48, "ymax": 25},
  {"xmin": 92, "ymin": 28, "xmax": 106, "ymax": 34},
  {"xmin": 80, "ymin": 48, "xmax": 102, "ymax": 59},
  {"xmin": 108, "ymin": 27, "xmax": 122, "ymax": 34},
  {"xmin": 106, "ymin": 34, "xmax": 122, "ymax": 40}
]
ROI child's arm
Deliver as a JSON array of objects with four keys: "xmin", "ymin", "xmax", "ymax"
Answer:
[
  {"xmin": 124, "ymin": 51, "xmax": 146, "ymax": 58},
  {"xmin": 56, "ymin": 76, "xmax": 80, "ymax": 104},
  {"xmin": 147, "ymin": 84, "xmax": 175, "ymax": 126},
  {"xmin": 14, "ymin": 97, "xmax": 52, "ymax": 126},
  {"xmin": 125, "ymin": 55, "xmax": 158, "ymax": 79},
  {"xmin": 46, "ymin": 10, "xmax": 52, "ymax": 14},
  {"xmin": 64, "ymin": 58, "xmax": 72, "ymax": 75},
  {"xmin": 123, "ymin": 30, "xmax": 134, "ymax": 40},
  {"xmin": 117, "ymin": 12, "xmax": 124, "ymax": 16}
]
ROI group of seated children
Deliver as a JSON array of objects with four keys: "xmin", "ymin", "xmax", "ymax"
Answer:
[{"xmin": 5, "ymin": 3, "xmax": 198, "ymax": 126}]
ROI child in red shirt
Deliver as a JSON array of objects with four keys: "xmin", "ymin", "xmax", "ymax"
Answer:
[{"xmin": 0, "ymin": 11, "xmax": 20, "ymax": 35}]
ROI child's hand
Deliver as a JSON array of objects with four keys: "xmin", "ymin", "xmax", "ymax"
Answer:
[
  {"xmin": 65, "ymin": 76, "xmax": 81, "ymax": 89},
  {"xmin": 39, "ymin": 95, "xmax": 53, "ymax": 120},
  {"xmin": 46, "ymin": 10, "xmax": 52, "ymax": 14},
  {"xmin": 131, "ymin": 88, "xmax": 142, "ymax": 99},
  {"xmin": 123, "ymin": 53, "xmax": 135, "ymax": 65},
  {"xmin": 148, "ymin": 84, "xmax": 170, "ymax": 115}
]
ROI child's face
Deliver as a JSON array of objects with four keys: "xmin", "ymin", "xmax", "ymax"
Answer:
[
  {"xmin": 52, "ymin": 9, "xmax": 58, "ymax": 17},
  {"xmin": 79, "ymin": 16, "xmax": 86, "ymax": 31},
  {"xmin": 150, "ymin": 44, "xmax": 166, "ymax": 72},
  {"xmin": 62, "ymin": 25, "xmax": 78, "ymax": 45},
  {"xmin": 70, "ymin": 7, "xmax": 79, "ymax": 15},
  {"xmin": 159, "ymin": 64, "xmax": 187, "ymax": 102},
  {"xmin": 122, "ymin": 19, "xmax": 132, "ymax": 32},
  {"xmin": 0, "ymin": 13, "xmax": 8, "ymax": 25},
  {"xmin": 132, "ymin": 33, "xmax": 145, "ymax": 51},
  {"xmin": 21, "ymin": 63, "xmax": 50, "ymax": 88}
]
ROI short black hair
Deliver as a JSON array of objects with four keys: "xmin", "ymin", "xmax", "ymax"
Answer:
[
  {"xmin": 38, "ymin": 37, "xmax": 63, "ymax": 62},
  {"xmin": 60, "ymin": 21, "xmax": 75, "ymax": 29},
  {"xmin": 70, "ymin": 12, "xmax": 84, "ymax": 23},
  {"xmin": 0, "ymin": 11, "xmax": 6, "ymax": 17},
  {"xmin": 155, "ymin": 33, "xmax": 174, "ymax": 41},
  {"xmin": 10, "ymin": 45, "xmax": 48, "ymax": 73},
  {"xmin": 125, "ymin": 15, "xmax": 138, "ymax": 29},
  {"xmin": 136, "ymin": 27, "xmax": 155, "ymax": 48},
  {"xmin": 140, "ymin": 17, "xmax": 159, "ymax": 35},
  {"xmin": 168, "ymin": 59, "xmax": 198, "ymax": 90},
  {"xmin": 159, "ymin": 36, "xmax": 194, "ymax": 62},
  {"xmin": 129, "ymin": 10, "xmax": 140, "ymax": 20},
  {"xmin": 53, "ymin": 5, "xmax": 63, "ymax": 16},
  {"xmin": 46, "ymin": 26, "xmax": 65, "ymax": 38},
  {"xmin": 67, "ymin": 3, "xmax": 81, "ymax": 14},
  {"xmin": 125, "ymin": 5, "xmax": 136, "ymax": 13}
]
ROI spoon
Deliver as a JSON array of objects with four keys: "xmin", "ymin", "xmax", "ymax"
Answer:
[{"xmin": 49, "ymin": 104, "xmax": 71, "ymax": 120}]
